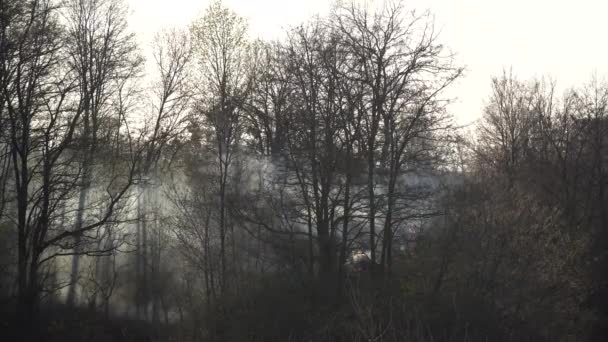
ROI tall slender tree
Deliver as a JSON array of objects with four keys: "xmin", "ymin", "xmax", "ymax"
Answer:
[
  {"xmin": 190, "ymin": 0, "xmax": 252, "ymax": 293},
  {"xmin": 63, "ymin": 0, "xmax": 143, "ymax": 306}
]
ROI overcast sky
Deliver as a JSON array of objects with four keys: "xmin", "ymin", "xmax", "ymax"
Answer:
[{"xmin": 128, "ymin": 0, "xmax": 608, "ymax": 125}]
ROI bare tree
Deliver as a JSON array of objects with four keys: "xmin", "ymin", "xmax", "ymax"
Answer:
[
  {"xmin": 244, "ymin": 41, "xmax": 292, "ymax": 156},
  {"xmin": 132, "ymin": 27, "xmax": 192, "ymax": 321},
  {"xmin": 334, "ymin": 1, "xmax": 462, "ymax": 273},
  {"xmin": 63, "ymin": 0, "xmax": 143, "ymax": 306},
  {"xmin": 0, "ymin": 0, "xmax": 145, "ymax": 329},
  {"xmin": 190, "ymin": 0, "xmax": 252, "ymax": 293}
]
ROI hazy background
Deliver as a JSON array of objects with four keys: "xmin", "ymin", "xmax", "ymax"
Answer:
[
  {"xmin": 4, "ymin": 1, "xmax": 607, "ymax": 340},
  {"xmin": 128, "ymin": 0, "xmax": 608, "ymax": 125}
]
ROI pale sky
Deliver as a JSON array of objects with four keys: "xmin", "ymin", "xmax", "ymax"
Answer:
[{"xmin": 128, "ymin": 0, "xmax": 608, "ymax": 125}]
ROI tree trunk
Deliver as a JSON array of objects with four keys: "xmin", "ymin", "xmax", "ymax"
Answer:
[
  {"xmin": 337, "ymin": 167, "xmax": 351, "ymax": 297},
  {"xmin": 67, "ymin": 157, "xmax": 92, "ymax": 306},
  {"xmin": 367, "ymin": 148, "xmax": 376, "ymax": 273}
]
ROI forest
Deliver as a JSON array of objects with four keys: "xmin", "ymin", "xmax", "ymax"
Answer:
[{"xmin": 0, "ymin": 0, "xmax": 607, "ymax": 341}]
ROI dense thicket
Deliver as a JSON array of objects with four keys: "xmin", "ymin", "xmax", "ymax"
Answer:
[{"xmin": 0, "ymin": 1, "xmax": 606, "ymax": 341}]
